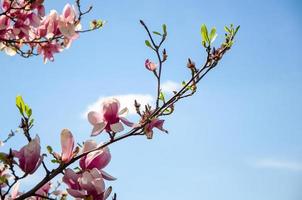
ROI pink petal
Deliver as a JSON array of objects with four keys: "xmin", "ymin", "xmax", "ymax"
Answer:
[
  {"xmin": 152, "ymin": 119, "xmax": 168, "ymax": 133},
  {"xmin": 120, "ymin": 117, "xmax": 135, "ymax": 127},
  {"xmin": 110, "ymin": 122, "xmax": 124, "ymax": 133},
  {"xmin": 60, "ymin": 129, "xmax": 74, "ymax": 163},
  {"xmin": 67, "ymin": 189, "xmax": 86, "ymax": 198},
  {"xmin": 101, "ymin": 170, "xmax": 116, "ymax": 181},
  {"xmin": 102, "ymin": 98, "xmax": 120, "ymax": 118},
  {"xmin": 88, "ymin": 111, "xmax": 103, "ymax": 125},
  {"xmin": 91, "ymin": 122, "xmax": 107, "ymax": 136}
]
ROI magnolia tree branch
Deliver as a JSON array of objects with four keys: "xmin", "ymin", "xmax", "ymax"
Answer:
[
  {"xmin": 8, "ymin": 21, "xmax": 239, "ymax": 200},
  {"xmin": 0, "ymin": 0, "xmax": 104, "ymax": 61}
]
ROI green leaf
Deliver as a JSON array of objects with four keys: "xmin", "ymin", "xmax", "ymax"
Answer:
[
  {"xmin": 29, "ymin": 118, "xmax": 34, "ymax": 126},
  {"xmin": 224, "ymin": 26, "xmax": 231, "ymax": 33},
  {"xmin": 201, "ymin": 24, "xmax": 210, "ymax": 46},
  {"xmin": 159, "ymin": 92, "xmax": 165, "ymax": 102},
  {"xmin": 16, "ymin": 95, "xmax": 25, "ymax": 115},
  {"xmin": 24, "ymin": 104, "xmax": 32, "ymax": 118},
  {"xmin": 51, "ymin": 159, "xmax": 60, "ymax": 164},
  {"xmin": 152, "ymin": 31, "xmax": 162, "ymax": 36},
  {"xmin": 162, "ymin": 24, "xmax": 167, "ymax": 35},
  {"xmin": 234, "ymin": 25, "xmax": 240, "ymax": 36},
  {"xmin": 46, "ymin": 146, "xmax": 53, "ymax": 154},
  {"xmin": 145, "ymin": 40, "xmax": 152, "ymax": 48},
  {"xmin": 209, "ymin": 27, "xmax": 217, "ymax": 43}
]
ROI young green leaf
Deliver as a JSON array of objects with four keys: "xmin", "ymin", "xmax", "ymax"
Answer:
[
  {"xmin": 51, "ymin": 159, "xmax": 60, "ymax": 164},
  {"xmin": 159, "ymin": 91, "xmax": 165, "ymax": 102},
  {"xmin": 162, "ymin": 24, "xmax": 167, "ymax": 35},
  {"xmin": 224, "ymin": 26, "xmax": 231, "ymax": 34},
  {"xmin": 234, "ymin": 25, "xmax": 240, "ymax": 36},
  {"xmin": 16, "ymin": 95, "xmax": 25, "ymax": 115},
  {"xmin": 47, "ymin": 146, "xmax": 53, "ymax": 154},
  {"xmin": 209, "ymin": 27, "xmax": 217, "ymax": 43},
  {"xmin": 24, "ymin": 104, "xmax": 32, "ymax": 118},
  {"xmin": 153, "ymin": 31, "xmax": 162, "ymax": 36},
  {"xmin": 145, "ymin": 40, "xmax": 152, "ymax": 48},
  {"xmin": 201, "ymin": 24, "xmax": 210, "ymax": 46}
]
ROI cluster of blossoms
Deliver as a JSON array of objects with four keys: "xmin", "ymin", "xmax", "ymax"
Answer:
[
  {"xmin": 0, "ymin": 96, "xmax": 167, "ymax": 199},
  {"xmin": 0, "ymin": 0, "xmax": 80, "ymax": 63},
  {"xmin": 8, "ymin": 129, "xmax": 115, "ymax": 199}
]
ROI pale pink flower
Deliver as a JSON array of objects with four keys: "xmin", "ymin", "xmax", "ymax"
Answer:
[
  {"xmin": 145, "ymin": 59, "xmax": 157, "ymax": 71},
  {"xmin": 37, "ymin": 41, "xmax": 61, "ymax": 63},
  {"xmin": 63, "ymin": 168, "xmax": 112, "ymax": 200},
  {"xmin": 144, "ymin": 118, "xmax": 168, "ymax": 139},
  {"xmin": 58, "ymin": 4, "xmax": 79, "ymax": 48},
  {"xmin": 88, "ymin": 98, "xmax": 134, "ymax": 136},
  {"xmin": 13, "ymin": 136, "xmax": 43, "ymax": 174},
  {"xmin": 80, "ymin": 140, "xmax": 110, "ymax": 170},
  {"xmin": 35, "ymin": 182, "xmax": 51, "ymax": 200},
  {"xmin": 54, "ymin": 129, "xmax": 75, "ymax": 163},
  {"xmin": 38, "ymin": 10, "xmax": 59, "ymax": 39}
]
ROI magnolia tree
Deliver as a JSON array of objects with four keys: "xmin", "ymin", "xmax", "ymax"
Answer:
[{"xmin": 0, "ymin": 0, "xmax": 240, "ymax": 199}]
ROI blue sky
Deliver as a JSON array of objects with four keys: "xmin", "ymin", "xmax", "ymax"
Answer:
[{"xmin": 1, "ymin": 0, "xmax": 302, "ymax": 199}]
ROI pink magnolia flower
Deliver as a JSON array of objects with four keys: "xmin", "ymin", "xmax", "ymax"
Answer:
[
  {"xmin": 63, "ymin": 168, "xmax": 112, "ymax": 200},
  {"xmin": 13, "ymin": 136, "xmax": 43, "ymax": 174},
  {"xmin": 145, "ymin": 59, "xmax": 157, "ymax": 71},
  {"xmin": 88, "ymin": 98, "xmax": 134, "ymax": 136},
  {"xmin": 7, "ymin": 182, "xmax": 51, "ymax": 200},
  {"xmin": 79, "ymin": 140, "xmax": 116, "ymax": 181},
  {"xmin": 54, "ymin": 129, "xmax": 75, "ymax": 163},
  {"xmin": 34, "ymin": 182, "xmax": 51, "ymax": 200},
  {"xmin": 37, "ymin": 41, "xmax": 61, "ymax": 63},
  {"xmin": 38, "ymin": 10, "xmax": 60, "ymax": 39},
  {"xmin": 79, "ymin": 141, "xmax": 107, "ymax": 170},
  {"xmin": 58, "ymin": 4, "xmax": 79, "ymax": 47},
  {"xmin": 144, "ymin": 118, "xmax": 168, "ymax": 139}
]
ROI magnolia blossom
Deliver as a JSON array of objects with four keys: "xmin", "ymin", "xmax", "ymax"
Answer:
[
  {"xmin": 144, "ymin": 118, "xmax": 168, "ymax": 139},
  {"xmin": 0, "ymin": 0, "xmax": 81, "ymax": 62},
  {"xmin": 63, "ymin": 168, "xmax": 112, "ymax": 200},
  {"xmin": 12, "ymin": 136, "xmax": 43, "ymax": 174},
  {"xmin": 145, "ymin": 59, "xmax": 157, "ymax": 71},
  {"xmin": 54, "ymin": 129, "xmax": 75, "ymax": 163},
  {"xmin": 34, "ymin": 182, "xmax": 52, "ymax": 200},
  {"xmin": 88, "ymin": 98, "xmax": 134, "ymax": 136},
  {"xmin": 37, "ymin": 41, "xmax": 61, "ymax": 63},
  {"xmin": 7, "ymin": 182, "xmax": 51, "ymax": 200},
  {"xmin": 58, "ymin": 4, "xmax": 79, "ymax": 48}
]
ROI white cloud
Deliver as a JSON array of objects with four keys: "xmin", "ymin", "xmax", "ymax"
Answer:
[
  {"xmin": 82, "ymin": 94, "xmax": 154, "ymax": 118},
  {"xmin": 161, "ymin": 80, "xmax": 181, "ymax": 94},
  {"xmin": 251, "ymin": 159, "xmax": 302, "ymax": 172}
]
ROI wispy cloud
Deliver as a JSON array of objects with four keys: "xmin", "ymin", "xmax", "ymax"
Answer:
[
  {"xmin": 82, "ymin": 94, "xmax": 154, "ymax": 118},
  {"xmin": 251, "ymin": 158, "xmax": 302, "ymax": 172},
  {"xmin": 161, "ymin": 80, "xmax": 181, "ymax": 94}
]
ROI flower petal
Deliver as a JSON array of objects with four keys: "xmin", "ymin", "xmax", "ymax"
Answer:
[
  {"xmin": 88, "ymin": 111, "xmax": 103, "ymax": 125},
  {"xmin": 91, "ymin": 122, "xmax": 107, "ymax": 136},
  {"xmin": 110, "ymin": 122, "xmax": 124, "ymax": 133},
  {"xmin": 60, "ymin": 129, "xmax": 74, "ymax": 162},
  {"xmin": 101, "ymin": 170, "xmax": 116, "ymax": 181},
  {"xmin": 120, "ymin": 117, "xmax": 135, "ymax": 127}
]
